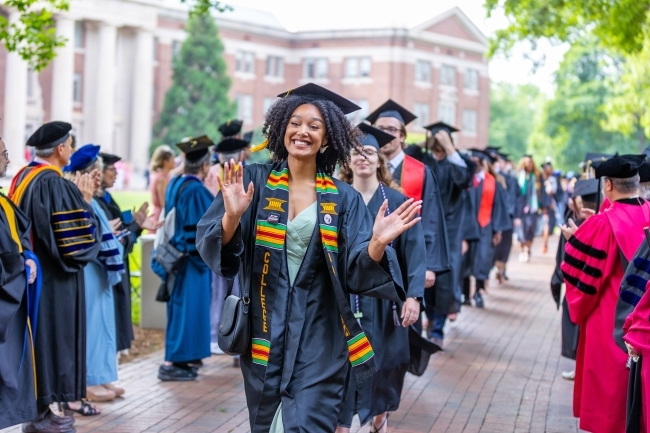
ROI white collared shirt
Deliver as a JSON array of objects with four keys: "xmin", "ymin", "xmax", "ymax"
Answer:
[
  {"xmin": 446, "ymin": 151, "xmax": 467, "ymax": 168},
  {"xmin": 33, "ymin": 157, "xmax": 51, "ymax": 166},
  {"xmin": 388, "ymin": 151, "xmax": 405, "ymax": 174}
]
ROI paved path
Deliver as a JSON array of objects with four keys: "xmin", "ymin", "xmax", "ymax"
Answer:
[{"xmin": 2, "ymin": 237, "xmax": 580, "ymax": 433}]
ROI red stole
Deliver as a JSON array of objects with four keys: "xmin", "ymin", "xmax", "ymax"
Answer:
[
  {"xmin": 400, "ymin": 155, "xmax": 425, "ymax": 202},
  {"xmin": 478, "ymin": 172, "xmax": 496, "ymax": 228}
]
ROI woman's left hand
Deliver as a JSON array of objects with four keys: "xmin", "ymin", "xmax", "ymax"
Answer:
[
  {"xmin": 25, "ymin": 259, "xmax": 37, "ymax": 284},
  {"xmin": 401, "ymin": 298, "xmax": 420, "ymax": 327},
  {"xmin": 372, "ymin": 198, "xmax": 422, "ymax": 246}
]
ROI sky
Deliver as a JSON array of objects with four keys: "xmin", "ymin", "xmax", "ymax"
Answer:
[{"xmin": 222, "ymin": 0, "xmax": 568, "ymax": 95}]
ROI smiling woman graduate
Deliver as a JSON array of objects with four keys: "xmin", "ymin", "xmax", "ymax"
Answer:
[{"xmin": 197, "ymin": 83, "xmax": 421, "ymax": 433}]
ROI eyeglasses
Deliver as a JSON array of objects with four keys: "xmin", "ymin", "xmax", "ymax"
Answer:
[
  {"xmin": 376, "ymin": 126, "xmax": 400, "ymax": 135},
  {"xmin": 0, "ymin": 151, "xmax": 8, "ymax": 160},
  {"xmin": 351, "ymin": 149, "xmax": 378, "ymax": 157}
]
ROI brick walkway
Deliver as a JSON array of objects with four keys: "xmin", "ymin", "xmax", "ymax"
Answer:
[{"xmin": 2, "ymin": 237, "xmax": 580, "ymax": 433}]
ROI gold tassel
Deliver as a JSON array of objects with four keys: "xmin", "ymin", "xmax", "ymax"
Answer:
[{"xmin": 251, "ymin": 138, "xmax": 268, "ymax": 153}]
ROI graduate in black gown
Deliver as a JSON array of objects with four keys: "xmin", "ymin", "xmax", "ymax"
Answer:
[
  {"xmin": 197, "ymin": 84, "xmax": 420, "ymax": 433},
  {"xmin": 405, "ymin": 122, "xmax": 474, "ymax": 346},
  {"xmin": 9, "ymin": 121, "xmax": 102, "ymax": 433},
  {"xmin": 486, "ymin": 149, "xmax": 520, "ymax": 283},
  {"xmin": 96, "ymin": 152, "xmax": 161, "ymax": 355},
  {"xmin": 337, "ymin": 124, "xmax": 426, "ymax": 433},
  {"xmin": 0, "ymin": 138, "xmax": 39, "ymax": 429},
  {"xmin": 367, "ymin": 100, "xmax": 450, "ymax": 292},
  {"xmin": 461, "ymin": 149, "xmax": 511, "ymax": 308}
]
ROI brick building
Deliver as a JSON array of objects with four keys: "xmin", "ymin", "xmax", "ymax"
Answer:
[{"xmin": 0, "ymin": 1, "xmax": 489, "ymax": 172}]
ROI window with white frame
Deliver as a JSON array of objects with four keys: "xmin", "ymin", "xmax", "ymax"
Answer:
[
  {"xmin": 172, "ymin": 40, "xmax": 182, "ymax": 60},
  {"xmin": 415, "ymin": 60, "xmax": 431, "ymax": 82},
  {"xmin": 438, "ymin": 101, "xmax": 456, "ymax": 125},
  {"xmin": 462, "ymin": 109, "xmax": 477, "ymax": 133},
  {"xmin": 237, "ymin": 94, "xmax": 253, "ymax": 121},
  {"xmin": 236, "ymin": 50, "xmax": 255, "ymax": 73},
  {"xmin": 74, "ymin": 21, "xmax": 84, "ymax": 48},
  {"xmin": 345, "ymin": 57, "xmax": 371, "ymax": 78},
  {"xmin": 464, "ymin": 69, "xmax": 478, "ymax": 91},
  {"xmin": 266, "ymin": 56, "xmax": 284, "ymax": 78},
  {"xmin": 304, "ymin": 58, "xmax": 328, "ymax": 79},
  {"xmin": 414, "ymin": 103, "xmax": 430, "ymax": 127},
  {"xmin": 263, "ymin": 97, "xmax": 276, "ymax": 116},
  {"xmin": 441, "ymin": 65, "xmax": 456, "ymax": 86},
  {"xmin": 73, "ymin": 73, "xmax": 82, "ymax": 103}
]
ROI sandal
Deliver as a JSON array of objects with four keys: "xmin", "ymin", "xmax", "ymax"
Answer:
[
  {"xmin": 62, "ymin": 401, "xmax": 101, "ymax": 416},
  {"xmin": 370, "ymin": 415, "xmax": 387, "ymax": 433}
]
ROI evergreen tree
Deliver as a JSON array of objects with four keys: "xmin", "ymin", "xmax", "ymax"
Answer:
[{"xmin": 151, "ymin": 13, "xmax": 236, "ymax": 153}]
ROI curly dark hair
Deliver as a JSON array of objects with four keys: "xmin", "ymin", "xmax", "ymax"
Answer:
[{"xmin": 262, "ymin": 95, "xmax": 362, "ymax": 174}]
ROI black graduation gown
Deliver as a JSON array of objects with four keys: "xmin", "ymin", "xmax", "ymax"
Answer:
[
  {"xmin": 462, "ymin": 175, "xmax": 511, "ymax": 281},
  {"xmin": 96, "ymin": 192, "xmax": 141, "ymax": 351},
  {"xmin": 494, "ymin": 172, "xmax": 520, "ymax": 263},
  {"xmin": 420, "ymin": 152, "xmax": 474, "ymax": 315},
  {"xmin": 0, "ymin": 194, "xmax": 37, "ymax": 428},
  {"xmin": 392, "ymin": 159, "xmax": 450, "ymax": 274},
  {"xmin": 197, "ymin": 164, "xmax": 405, "ymax": 433},
  {"xmin": 14, "ymin": 169, "xmax": 101, "ymax": 406},
  {"xmin": 338, "ymin": 185, "xmax": 426, "ymax": 427}
]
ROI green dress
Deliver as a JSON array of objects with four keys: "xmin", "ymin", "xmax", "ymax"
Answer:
[{"xmin": 270, "ymin": 201, "xmax": 317, "ymax": 432}]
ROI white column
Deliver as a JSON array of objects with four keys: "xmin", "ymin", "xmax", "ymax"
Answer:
[
  {"xmin": 129, "ymin": 29, "xmax": 154, "ymax": 172},
  {"xmin": 3, "ymin": 12, "xmax": 28, "ymax": 167},
  {"xmin": 50, "ymin": 16, "xmax": 75, "ymax": 122},
  {"xmin": 94, "ymin": 22, "xmax": 117, "ymax": 149}
]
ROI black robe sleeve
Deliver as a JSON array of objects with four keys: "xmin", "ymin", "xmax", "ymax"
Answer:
[
  {"xmin": 492, "ymin": 182, "xmax": 512, "ymax": 233},
  {"xmin": 421, "ymin": 168, "xmax": 451, "ymax": 274}
]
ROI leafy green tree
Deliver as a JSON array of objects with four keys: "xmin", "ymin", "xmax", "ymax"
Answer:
[
  {"xmin": 488, "ymin": 82, "xmax": 543, "ymax": 157},
  {"xmin": 529, "ymin": 39, "xmax": 637, "ymax": 170},
  {"xmin": 1, "ymin": 0, "xmax": 228, "ymax": 71},
  {"xmin": 151, "ymin": 13, "xmax": 236, "ymax": 154},
  {"xmin": 485, "ymin": 0, "xmax": 650, "ymax": 57}
]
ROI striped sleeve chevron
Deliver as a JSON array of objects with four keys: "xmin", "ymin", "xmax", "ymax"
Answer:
[{"xmin": 51, "ymin": 209, "xmax": 97, "ymax": 256}]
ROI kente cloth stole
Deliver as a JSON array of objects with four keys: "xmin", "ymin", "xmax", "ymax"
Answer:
[
  {"xmin": 400, "ymin": 155, "xmax": 425, "ymax": 203},
  {"xmin": 250, "ymin": 161, "xmax": 377, "ymax": 380},
  {"xmin": 9, "ymin": 165, "xmax": 62, "ymax": 205},
  {"xmin": 0, "ymin": 193, "xmax": 23, "ymax": 253},
  {"xmin": 478, "ymin": 172, "xmax": 496, "ymax": 228}
]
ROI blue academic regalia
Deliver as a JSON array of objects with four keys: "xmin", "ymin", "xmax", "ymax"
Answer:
[{"xmin": 164, "ymin": 176, "xmax": 214, "ymax": 363}]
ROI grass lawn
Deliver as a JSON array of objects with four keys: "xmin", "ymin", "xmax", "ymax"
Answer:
[{"xmin": 112, "ymin": 191, "xmax": 152, "ymax": 326}]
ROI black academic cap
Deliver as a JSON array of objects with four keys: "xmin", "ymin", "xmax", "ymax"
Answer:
[
  {"xmin": 583, "ymin": 152, "xmax": 614, "ymax": 169},
  {"xmin": 277, "ymin": 83, "xmax": 360, "ymax": 115},
  {"xmin": 176, "ymin": 136, "xmax": 214, "ymax": 162},
  {"xmin": 499, "ymin": 152, "xmax": 511, "ymax": 161},
  {"xmin": 357, "ymin": 123, "xmax": 395, "ymax": 150},
  {"xmin": 595, "ymin": 154, "xmax": 646, "ymax": 179},
  {"xmin": 26, "ymin": 121, "xmax": 72, "ymax": 149},
  {"xmin": 468, "ymin": 148, "xmax": 495, "ymax": 164},
  {"xmin": 572, "ymin": 179, "xmax": 599, "ymax": 199},
  {"xmin": 215, "ymin": 137, "xmax": 249, "ymax": 153},
  {"xmin": 484, "ymin": 148, "xmax": 501, "ymax": 161},
  {"xmin": 639, "ymin": 161, "xmax": 650, "ymax": 183},
  {"xmin": 242, "ymin": 131, "xmax": 254, "ymax": 144},
  {"xmin": 366, "ymin": 99, "xmax": 417, "ymax": 126},
  {"xmin": 424, "ymin": 121, "xmax": 459, "ymax": 136},
  {"xmin": 99, "ymin": 152, "xmax": 121, "ymax": 166},
  {"xmin": 218, "ymin": 120, "xmax": 243, "ymax": 138}
]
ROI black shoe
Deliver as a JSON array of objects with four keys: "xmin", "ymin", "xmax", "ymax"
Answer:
[
  {"xmin": 462, "ymin": 298, "xmax": 472, "ymax": 306},
  {"xmin": 187, "ymin": 359, "xmax": 203, "ymax": 369},
  {"xmin": 473, "ymin": 292, "xmax": 485, "ymax": 309},
  {"xmin": 158, "ymin": 364, "xmax": 197, "ymax": 381}
]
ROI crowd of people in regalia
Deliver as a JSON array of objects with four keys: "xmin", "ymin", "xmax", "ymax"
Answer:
[{"xmin": 3, "ymin": 82, "xmax": 640, "ymax": 433}]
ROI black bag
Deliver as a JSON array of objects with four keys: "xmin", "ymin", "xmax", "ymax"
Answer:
[
  {"xmin": 218, "ymin": 278, "xmax": 250, "ymax": 356},
  {"xmin": 408, "ymin": 326, "xmax": 442, "ymax": 376}
]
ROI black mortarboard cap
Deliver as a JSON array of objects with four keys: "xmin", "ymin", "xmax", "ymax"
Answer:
[
  {"xmin": 572, "ymin": 179, "xmax": 600, "ymax": 204},
  {"xmin": 583, "ymin": 152, "xmax": 614, "ymax": 169},
  {"xmin": 242, "ymin": 131, "xmax": 253, "ymax": 144},
  {"xmin": 424, "ymin": 121, "xmax": 459, "ymax": 136},
  {"xmin": 357, "ymin": 123, "xmax": 395, "ymax": 150},
  {"xmin": 218, "ymin": 120, "xmax": 243, "ymax": 137},
  {"xmin": 26, "ymin": 121, "xmax": 72, "ymax": 149},
  {"xmin": 176, "ymin": 136, "xmax": 214, "ymax": 162},
  {"xmin": 277, "ymin": 83, "xmax": 360, "ymax": 115},
  {"xmin": 215, "ymin": 137, "xmax": 249, "ymax": 153},
  {"xmin": 595, "ymin": 154, "xmax": 646, "ymax": 179},
  {"xmin": 469, "ymin": 148, "xmax": 495, "ymax": 164},
  {"xmin": 499, "ymin": 152, "xmax": 511, "ymax": 161},
  {"xmin": 99, "ymin": 152, "xmax": 121, "ymax": 166},
  {"xmin": 366, "ymin": 99, "xmax": 417, "ymax": 126},
  {"xmin": 639, "ymin": 161, "xmax": 650, "ymax": 183}
]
